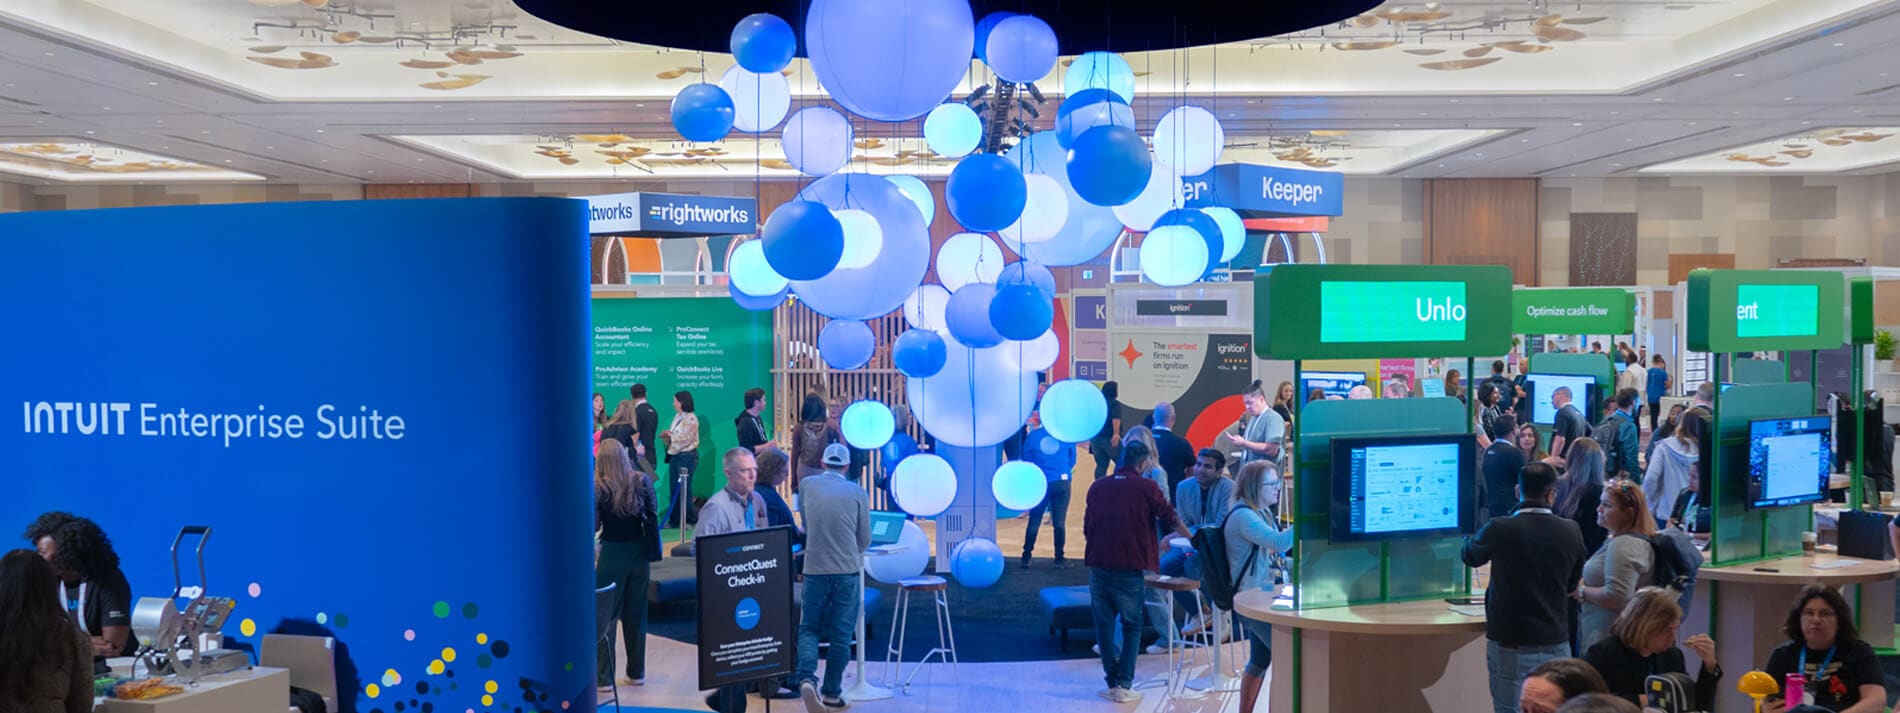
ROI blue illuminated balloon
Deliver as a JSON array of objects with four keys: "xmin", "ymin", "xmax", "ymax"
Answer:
[
  {"xmin": 891, "ymin": 454, "xmax": 958, "ymax": 516},
  {"xmin": 886, "ymin": 175, "xmax": 935, "ymax": 226},
  {"xmin": 841, "ymin": 400, "xmax": 896, "ymax": 449},
  {"xmin": 893, "ymin": 328, "xmax": 948, "ymax": 378},
  {"xmin": 761, "ymin": 201, "xmax": 844, "ymax": 280},
  {"xmin": 806, "ymin": 0, "xmax": 975, "ymax": 122},
  {"xmin": 1202, "ymin": 206, "xmax": 1246, "ymax": 263},
  {"xmin": 972, "ymin": 11, "xmax": 1017, "ymax": 62},
  {"xmin": 728, "ymin": 280, "xmax": 788, "ymax": 311},
  {"xmin": 1139, "ymin": 224, "xmax": 1210, "ymax": 288},
  {"xmin": 950, "ymin": 537, "xmax": 1005, "ymax": 589},
  {"xmin": 1066, "ymin": 51, "xmax": 1136, "ymax": 103},
  {"xmin": 1003, "ymin": 131, "xmax": 1123, "ymax": 267},
  {"xmin": 731, "ymin": 13, "xmax": 797, "ymax": 73},
  {"xmin": 879, "ymin": 431, "xmax": 920, "ymax": 468},
  {"xmin": 818, "ymin": 319, "xmax": 876, "ymax": 370},
  {"xmin": 1055, "ymin": 89, "xmax": 1134, "ymax": 149},
  {"xmin": 997, "ymin": 260, "xmax": 1055, "ymax": 300},
  {"xmin": 989, "ymin": 283, "xmax": 1052, "ymax": 341},
  {"xmin": 728, "ymin": 239, "xmax": 787, "ymax": 297},
  {"xmin": 924, "ymin": 103, "xmax": 983, "ymax": 158},
  {"xmin": 670, "ymin": 83, "xmax": 735, "ymax": 142},
  {"xmin": 946, "ymin": 154, "xmax": 1027, "ymax": 232},
  {"xmin": 946, "ymin": 282, "xmax": 1004, "ymax": 348},
  {"xmin": 790, "ymin": 173, "xmax": 933, "ymax": 321},
  {"xmin": 782, "ymin": 107, "xmax": 854, "ymax": 177},
  {"xmin": 1040, "ymin": 378, "xmax": 1108, "ymax": 443},
  {"xmin": 1156, "ymin": 208, "xmax": 1223, "ymax": 278},
  {"xmin": 992, "ymin": 460, "xmax": 1049, "ymax": 511},
  {"xmin": 985, "ymin": 15, "xmax": 1057, "ymax": 84},
  {"xmin": 1067, "ymin": 124, "xmax": 1152, "ymax": 207}
]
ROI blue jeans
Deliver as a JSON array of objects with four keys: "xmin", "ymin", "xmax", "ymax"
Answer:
[
  {"xmin": 1157, "ymin": 546, "xmax": 1203, "ymax": 632},
  {"xmin": 1236, "ymin": 613, "xmax": 1273, "ymax": 677},
  {"xmin": 796, "ymin": 573, "xmax": 860, "ymax": 699},
  {"xmin": 1023, "ymin": 479, "xmax": 1072, "ymax": 561},
  {"xmin": 1486, "ymin": 640, "xmax": 1568, "ymax": 713},
  {"xmin": 1090, "ymin": 567, "xmax": 1146, "ymax": 689}
]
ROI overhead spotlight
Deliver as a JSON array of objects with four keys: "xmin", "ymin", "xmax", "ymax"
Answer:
[
  {"xmin": 1024, "ymin": 83, "xmax": 1045, "ymax": 104},
  {"xmin": 967, "ymin": 84, "xmax": 992, "ymax": 104},
  {"xmin": 1017, "ymin": 99, "xmax": 1040, "ymax": 118}
]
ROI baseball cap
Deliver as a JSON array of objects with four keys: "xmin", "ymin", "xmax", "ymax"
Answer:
[{"xmin": 822, "ymin": 443, "xmax": 851, "ymax": 467}]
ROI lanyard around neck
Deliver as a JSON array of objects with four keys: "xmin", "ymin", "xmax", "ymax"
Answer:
[{"xmin": 1800, "ymin": 644, "xmax": 1838, "ymax": 682}]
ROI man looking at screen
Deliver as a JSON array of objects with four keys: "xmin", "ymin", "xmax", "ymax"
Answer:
[
  {"xmin": 1551, "ymin": 387, "xmax": 1588, "ymax": 459},
  {"xmin": 1462, "ymin": 463, "xmax": 1589, "ymax": 713}
]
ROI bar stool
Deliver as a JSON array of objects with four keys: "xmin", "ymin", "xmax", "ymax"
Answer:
[
  {"xmin": 881, "ymin": 575, "xmax": 959, "ymax": 693},
  {"xmin": 1138, "ymin": 574, "xmax": 1209, "ymax": 699}
]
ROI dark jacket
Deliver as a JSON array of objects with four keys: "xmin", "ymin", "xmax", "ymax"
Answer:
[
  {"xmin": 1481, "ymin": 442, "xmax": 1528, "ymax": 520},
  {"xmin": 1153, "ymin": 427, "xmax": 1197, "ymax": 505},
  {"xmin": 634, "ymin": 401, "xmax": 659, "ymax": 468},
  {"xmin": 735, "ymin": 411, "xmax": 769, "ymax": 452},
  {"xmin": 1461, "ymin": 505, "xmax": 1588, "ymax": 646},
  {"xmin": 1597, "ymin": 410, "xmax": 1641, "ymax": 480},
  {"xmin": 7, "ymin": 626, "xmax": 92, "ymax": 713},
  {"xmin": 1084, "ymin": 467, "xmax": 1182, "ymax": 571},
  {"xmin": 1583, "ymin": 634, "xmax": 1721, "ymax": 710}
]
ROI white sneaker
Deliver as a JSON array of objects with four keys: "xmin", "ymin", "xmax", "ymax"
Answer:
[
  {"xmin": 1097, "ymin": 687, "xmax": 1120, "ymax": 701},
  {"xmin": 1181, "ymin": 615, "xmax": 1205, "ymax": 636},
  {"xmin": 1114, "ymin": 688, "xmax": 1144, "ymax": 703},
  {"xmin": 1144, "ymin": 643, "xmax": 1169, "ymax": 655},
  {"xmin": 1092, "ymin": 643, "xmax": 1102, "ymax": 656}
]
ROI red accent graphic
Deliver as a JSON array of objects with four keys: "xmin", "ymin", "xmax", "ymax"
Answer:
[
  {"xmin": 1118, "ymin": 339, "xmax": 1144, "ymax": 368},
  {"xmin": 1184, "ymin": 395, "xmax": 1247, "ymax": 453},
  {"xmin": 1051, "ymin": 298, "xmax": 1072, "ymax": 381}
]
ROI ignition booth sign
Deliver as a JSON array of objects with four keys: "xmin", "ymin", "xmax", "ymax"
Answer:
[{"xmin": 696, "ymin": 526, "xmax": 796, "ymax": 690}]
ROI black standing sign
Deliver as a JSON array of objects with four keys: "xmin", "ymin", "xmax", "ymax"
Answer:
[{"xmin": 695, "ymin": 526, "xmax": 796, "ymax": 691}]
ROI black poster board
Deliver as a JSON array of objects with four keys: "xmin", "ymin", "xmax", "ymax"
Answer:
[{"xmin": 695, "ymin": 526, "xmax": 796, "ymax": 691}]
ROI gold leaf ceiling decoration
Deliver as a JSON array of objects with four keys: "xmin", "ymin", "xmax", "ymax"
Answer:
[
  {"xmin": 1418, "ymin": 57, "xmax": 1502, "ymax": 71},
  {"xmin": 419, "ymin": 73, "xmax": 491, "ymax": 91},
  {"xmin": 247, "ymin": 51, "xmax": 336, "ymax": 69},
  {"xmin": 1403, "ymin": 48, "xmax": 1446, "ymax": 56},
  {"xmin": 1332, "ymin": 41, "xmax": 1401, "ymax": 51},
  {"xmin": 400, "ymin": 60, "xmax": 456, "ymax": 70}
]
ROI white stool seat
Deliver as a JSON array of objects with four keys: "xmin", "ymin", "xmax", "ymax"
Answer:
[
  {"xmin": 882, "ymin": 575, "xmax": 959, "ymax": 694},
  {"xmin": 899, "ymin": 576, "xmax": 947, "ymax": 590}
]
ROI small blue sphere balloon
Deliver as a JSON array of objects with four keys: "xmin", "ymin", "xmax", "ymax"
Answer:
[
  {"xmin": 893, "ymin": 328, "xmax": 948, "ymax": 378},
  {"xmin": 1066, "ymin": 51, "xmax": 1136, "ymax": 103},
  {"xmin": 731, "ymin": 13, "xmax": 797, "ymax": 73},
  {"xmin": 1055, "ymin": 89, "xmax": 1134, "ymax": 149},
  {"xmin": 1156, "ymin": 208, "xmax": 1223, "ymax": 278},
  {"xmin": 972, "ymin": 11, "xmax": 1017, "ymax": 62},
  {"xmin": 924, "ymin": 103, "xmax": 983, "ymax": 158},
  {"xmin": 761, "ymin": 201, "xmax": 845, "ymax": 280},
  {"xmin": 991, "ymin": 460, "xmax": 1049, "ymax": 511},
  {"xmin": 1067, "ymin": 124, "xmax": 1152, "ymax": 207},
  {"xmin": 997, "ymin": 260, "xmax": 1056, "ymax": 300},
  {"xmin": 988, "ymin": 283, "xmax": 1052, "ymax": 341},
  {"xmin": 670, "ymin": 83, "xmax": 735, "ymax": 142},
  {"xmin": 951, "ymin": 537, "xmax": 1005, "ymax": 589},
  {"xmin": 818, "ymin": 319, "xmax": 877, "ymax": 370},
  {"xmin": 728, "ymin": 280, "xmax": 788, "ymax": 311},
  {"xmin": 841, "ymin": 400, "xmax": 897, "ymax": 449},
  {"xmin": 946, "ymin": 282, "xmax": 1005, "ymax": 348},
  {"xmin": 946, "ymin": 154, "xmax": 1027, "ymax": 232},
  {"xmin": 1040, "ymin": 378, "xmax": 1108, "ymax": 443},
  {"xmin": 985, "ymin": 15, "xmax": 1058, "ymax": 84},
  {"xmin": 1201, "ymin": 206, "xmax": 1247, "ymax": 263},
  {"xmin": 880, "ymin": 431, "xmax": 920, "ymax": 467}
]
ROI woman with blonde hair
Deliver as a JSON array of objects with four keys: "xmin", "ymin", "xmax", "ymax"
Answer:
[
  {"xmin": 1121, "ymin": 426, "xmax": 1164, "ymax": 492},
  {"xmin": 1228, "ymin": 461, "xmax": 1296, "ymax": 713},
  {"xmin": 1581, "ymin": 587, "xmax": 1721, "ymax": 708},
  {"xmin": 595, "ymin": 440, "xmax": 658, "ymax": 690},
  {"xmin": 1575, "ymin": 479, "xmax": 1657, "ymax": 652}
]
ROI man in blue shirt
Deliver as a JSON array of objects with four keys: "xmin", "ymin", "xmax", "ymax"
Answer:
[
  {"xmin": 1020, "ymin": 408, "xmax": 1077, "ymax": 569},
  {"xmin": 1645, "ymin": 355, "xmax": 1670, "ymax": 432}
]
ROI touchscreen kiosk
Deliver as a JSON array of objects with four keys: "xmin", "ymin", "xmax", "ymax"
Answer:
[
  {"xmin": 1301, "ymin": 371, "xmax": 1367, "ymax": 404},
  {"xmin": 1330, "ymin": 433, "xmax": 1478, "ymax": 542},
  {"xmin": 1746, "ymin": 416, "xmax": 1832, "ymax": 510},
  {"xmin": 1525, "ymin": 373, "xmax": 1596, "ymax": 425}
]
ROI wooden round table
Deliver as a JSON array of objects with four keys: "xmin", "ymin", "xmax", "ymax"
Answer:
[{"xmin": 1233, "ymin": 592, "xmax": 1489, "ymax": 713}]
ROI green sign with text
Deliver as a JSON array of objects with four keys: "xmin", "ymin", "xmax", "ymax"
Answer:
[
  {"xmin": 1734, "ymin": 284, "xmax": 1819, "ymax": 338},
  {"xmin": 1256, "ymin": 264, "xmax": 1512, "ymax": 359},
  {"xmin": 1319, "ymin": 281, "xmax": 1468, "ymax": 343},
  {"xmin": 1511, "ymin": 288, "xmax": 1633, "ymax": 335},
  {"xmin": 1687, "ymin": 270, "xmax": 1843, "ymax": 353}
]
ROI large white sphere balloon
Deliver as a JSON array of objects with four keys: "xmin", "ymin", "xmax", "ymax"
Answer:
[
  {"xmin": 841, "ymin": 400, "xmax": 896, "ymax": 449},
  {"xmin": 1153, "ymin": 105, "xmax": 1225, "ymax": 176},
  {"xmin": 719, "ymin": 65, "xmax": 791, "ymax": 133},
  {"xmin": 904, "ymin": 283, "xmax": 951, "ymax": 331},
  {"xmin": 945, "ymin": 282, "xmax": 1004, "ymax": 348},
  {"xmin": 924, "ymin": 103, "xmax": 983, "ymax": 158},
  {"xmin": 1112, "ymin": 160, "xmax": 1184, "ymax": 232},
  {"xmin": 783, "ymin": 106, "xmax": 854, "ymax": 177},
  {"xmin": 1002, "ymin": 174, "xmax": 1069, "ymax": 244},
  {"xmin": 728, "ymin": 240, "xmax": 788, "ymax": 296},
  {"xmin": 1065, "ymin": 51, "xmax": 1136, "ymax": 103},
  {"xmin": 805, "ymin": 0, "xmax": 975, "ymax": 122},
  {"xmin": 908, "ymin": 342, "xmax": 1038, "ymax": 448},
  {"xmin": 984, "ymin": 15, "xmax": 1058, "ymax": 84},
  {"xmin": 1001, "ymin": 131, "xmax": 1125, "ymax": 266},
  {"xmin": 833, "ymin": 208, "xmax": 885, "ymax": 270},
  {"xmin": 887, "ymin": 175, "xmax": 935, "ymax": 227},
  {"xmin": 1007, "ymin": 328, "xmax": 1061, "ymax": 372},
  {"xmin": 936, "ymin": 232, "xmax": 1005, "ymax": 291},
  {"xmin": 791, "ymin": 173, "xmax": 933, "ymax": 321},
  {"xmin": 992, "ymin": 460, "xmax": 1050, "ymax": 511},
  {"xmin": 891, "ymin": 454, "xmax": 958, "ymax": 517},
  {"xmin": 1139, "ymin": 224, "xmax": 1211, "ymax": 287},
  {"xmin": 1040, "ymin": 379, "xmax": 1108, "ymax": 443},
  {"xmin": 1202, "ymin": 206, "xmax": 1246, "ymax": 263},
  {"xmin": 867, "ymin": 521, "xmax": 931, "ymax": 583}
]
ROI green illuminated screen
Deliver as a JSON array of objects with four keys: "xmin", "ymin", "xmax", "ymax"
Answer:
[
  {"xmin": 1735, "ymin": 284, "xmax": 1819, "ymax": 338},
  {"xmin": 1320, "ymin": 281, "xmax": 1468, "ymax": 343}
]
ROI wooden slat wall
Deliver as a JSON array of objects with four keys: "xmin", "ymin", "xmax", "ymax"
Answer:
[
  {"xmin": 1666, "ymin": 253, "xmax": 1736, "ymax": 285},
  {"xmin": 1423, "ymin": 178, "xmax": 1540, "ymax": 285},
  {"xmin": 364, "ymin": 184, "xmax": 474, "ymax": 199},
  {"xmin": 773, "ymin": 297, "xmax": 913, "ymax": 510}
]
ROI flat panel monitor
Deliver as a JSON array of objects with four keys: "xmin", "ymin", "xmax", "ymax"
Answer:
[
  {"xmin": 1420, "ymin": 379, "xmax": 1446, "ymax": 398},
  {"xmin": 1525, "ymin": 373, "xmax": 1596, "ymax": 426},
  {"xmin": 1301, "ymin": 371, "xmax": 1366, "ymax": 404},
  {"xmin": 1329, "ymin": 433, "xmax": 1478, "ymax": 543},
  {"xmin": 1746, "ymin": 416, "xmax": 1832, "ymax": 510}
]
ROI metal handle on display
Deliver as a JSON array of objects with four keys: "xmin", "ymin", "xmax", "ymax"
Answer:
[{"xmin": 168, "ymin": 526, "xmax": 212, "ymax": 599}]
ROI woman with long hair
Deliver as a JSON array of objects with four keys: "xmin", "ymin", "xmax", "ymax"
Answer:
[
  {"xmin": 42, "ymin": 519, "xmax": 134, "ymax": 660},
  {"xmin": 1121, "ymin": 426, "xmax": 1164, "ymax": 491},
  {"xmin": 789, "ymin": 392, "xmax": 842, "ymax": 489},
  {"xmin": 593, "ymin": 392, "xmax": 608, "ymax": 431},
  {"xmin": 660, "ymin": 390, "xmax": 701, "ymax": 529},
  {"xmin": 1557, "ymin": 438, "xmax": 1609, "ymax": 555},
  {"xmin": 1762, "ymin": 584, "xmax": 1887, "ymax": 712},
  {"xmin": 595, "ymin": 440, "xmax": 658, "ymax": 690},
  {"xmin": 0, "ymin": 549, "xmax": 91, "ymax": 713},
  {"xmin": 1516, "ymin": 423, "xmax": 1555, "ymax": 465},
  {"xmin": 1581, "ymin": 587, "xmax": 1721, "ymax": 709},
  {"xmin": 1228, "ymin": 461, "xmax": 1296, "ymax": 713},
  {"xmin": 600, "ymin": 400, "xmax": 649, "ymax": 469},
  {"xmin": 1272, "ymin": 381, "xmax": 1296, "ymax": 426},
  {"xmin": 1575, "ymin": 479, "xmax": 1657, "ymax": 652}
]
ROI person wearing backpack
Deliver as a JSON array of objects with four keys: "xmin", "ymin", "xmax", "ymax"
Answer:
[
  {"xmin": 1462, "ymin": 463, "xmax": 1589, "ymax": 713},
  {"xmin": 1575, "ymin": 481, "xmax": 1656, "ymax": 653},
  {"xmin": 1643, "ymin": 409, "xmax": 1704, "ymax": 530},
  {"xmin": 1593, "ymin": 389, "xmax": 1642, "ymax": 480},
  {"xmin": 1224, "ymin": 460, "xmax": 1295, "ymax": 713}
]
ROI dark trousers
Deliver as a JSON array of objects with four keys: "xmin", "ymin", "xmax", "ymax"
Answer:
[
  {"xmin": 1648, "ymin": 401, "xmax": 1662, "ymax": 432},
  {"xmin": 596, "ymin": 539, "xmax": 651, "ymax": 683},
  {"xmin": 1022, "ymin": 479, "xmax": 1073, "ymax": 561},
  {"xmin": 1089, "ymin": 567, "xmax": 1146, "ymax": 690},
  {"xmin": 662, "ymin": 451, "xmax": 699, "ymax": 528},
  {"xmin": 1090, "ymin": 442, "xmax": 1118, "ymax": 479}
]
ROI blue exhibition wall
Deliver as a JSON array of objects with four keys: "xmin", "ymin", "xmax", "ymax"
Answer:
[{"xmin": 0, "ymin": 198, "xmax": 595, "ymax": 713}]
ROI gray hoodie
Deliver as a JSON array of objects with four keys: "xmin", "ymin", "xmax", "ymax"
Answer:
[{"xmin": 1642, "ymin": 436, "xmax": 1698, "ymax": 523}]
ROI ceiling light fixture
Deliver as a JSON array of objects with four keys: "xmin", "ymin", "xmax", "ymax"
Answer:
[
  {"xmin": 1572, "ymin": 122, "xmax": 1582, "ymax": 126},
  {"xmin": 1733, "ymin": 73, "xmax": 1746, "ymax": 77}
]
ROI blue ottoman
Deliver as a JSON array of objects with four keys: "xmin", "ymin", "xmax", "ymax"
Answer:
[
  {"xmin": 647, "ymin": 556, "xmax": 697, "ymax": 605},
  {"xmin": 1040, "ymin": 585, "xmax": 1093, "ymax": 649}
]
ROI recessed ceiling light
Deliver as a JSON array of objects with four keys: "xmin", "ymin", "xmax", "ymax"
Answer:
[
  {"xmin": 1653, "ymin": 98, "xmax": 1663, "ymax": 102},
  {"xmin": 1418, "ymin": 112, "xmax": 1428, "ymax": 117},
  {"xmin": 266, "ymin": 146, "xmax": 274, "ymax": 150},
  {"xmin": 101, "ymin": 107, "xmax": 110, "ymax": 111},
  {"xmin": 1571, "ymin": 122, "xmax": 1582, "ymax": 126},
  {"xmin": 1783, "ymin": 97, "xmax": 1794, "ymax": 101},
  {"xmin": 1520, "ymin": 138, "xmax": 1528, "ymax": 142},
  {"xmin": 367, "ymin": 170, "xmax": 375, "ymax": 173},
  {"xmin": 155, "ymin": 119, "xmax": 164, "ymax": 124},
  {"xmin": 1803, "ymin": 120, "xmax": 1812, "ymax": 125},
  {"xmin": 223, "ymin": 159, "xmax": 232, "ymax": 163},
  {"xmin": 147, "ymin": 81, "xmax": 158, "ymax": 86},
  {"xmin": 84, "ymin": 130, "xmax": 94, "ymax": 134},
  {"xmin": 1688, "ymin": 122, "xmax": 1697, "ymax": 126},
  {"xmin": 1834, "ymin": 42, "xmax": 1846, "ymax": 47},
  {"xmin": 433, "ymin": 104, "xmax": 441, "ymax": 109},
  {"xmin": 1612, "ymin": 163, "xmax": 1622, "ymax": 167},
  {"xmin": 42, "ymin": 52, "xmax": 53, "ymax": 57},
  {"xmin": 1733, "ymin": 73, "xmax": 1745, "ymax": 77},
  {"xmin": 201, "ymin": 130, "xmax": 210, "ymax": 134},
  {"xmin": 316, "ymin": 129, "xmax": 325, "ymax": 133}
]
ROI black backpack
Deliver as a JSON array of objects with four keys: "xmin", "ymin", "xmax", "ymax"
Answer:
[
  {"xmin": 1192, "ymin": 504, "xmax": 1260, "ymax": 611},
  {"xmin": 1591, "ymin": 411, "xmax": 1634, "ymax": 478},
  {"xmin": 1647, "ymin": 529, "xmax": 1700, "ymax": 602}
]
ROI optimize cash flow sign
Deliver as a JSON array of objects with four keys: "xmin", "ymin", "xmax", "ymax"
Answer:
[
  {"xmin": 1512, "ymin": 288, "xmax": 1634, "ymax": 335},
  {"xmin": 1256, "ymin": 264, "xmax": 1512, "ymax": 359},
  {"xmin": 1687, "ymin": 269, "xmax": 1843, "ymax": 353}
]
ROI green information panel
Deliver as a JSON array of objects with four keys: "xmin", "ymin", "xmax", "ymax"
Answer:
[
  {"xmin": 1256, "ymin": 264, "xmax": 1513, "ymax": 359},
  {"xmin": 1851, "ymin": 277, "xmax": 1874, "ymax": 345},
  {"xmin": 1687, "ymin": 270, "xmax": 1843, "ymax": 353},
  {"xmin": 1512, "ymin": 288, "xmax": 1634, "ymax": 335},
  {"xmin": 592, "ymin": 296, "xmax": 773, "ymax": 506}
]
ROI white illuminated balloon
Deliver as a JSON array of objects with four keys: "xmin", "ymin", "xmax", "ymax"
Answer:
[
  {"xmin": 936, "ymin": 232, "xmax": 1005, "ymax": 291},
  {"xmin": 840, "ymin": 400, "xmax": 896, "ymax": 449},
  {"xmin": 1153, "ymin": 105, "xmax": 1225, "ymax": 176},
  {"xmin": 1202, "ymin": 206, "xmax": 1246, "ymax": 263},
  {"xmin": 1039, "ymin": 379, "xmax": 1107, "ymax": 443},
  {"xmin": 833, "ymin": 209, "xmax": 885, "ymax": 270},
  {"xmin": 719, "ymin": 65, "xmax": 791, "ymax": 133},
  {"xmin": 1139, "ymin": 224, "xmax": 1210, "ymax": 287},
  {"xmin": 728, "ymin": 240, "xmax": 788, "ymax": 296},
  {"xmin": 1112, "ymin": 161, "xmax": 1184, "ymax": 231},
  {"xmin": 1002, "ymin": 174, "xmax": 1069, "ymax": 244},
  {"xmin": 891, "ymin": 454, "xmax": 959, "ymax": 517},
  {"xmin": 1007, "ymin": 328, "xmax": 1060, "ymax": 372},
  {"xmin": 904, "ymin": 283, "xmax": 951, "ymax": 331},
  {"xmin": 992, "ymin": 460, "xmax": 1049, "ymax": 511},
  {"xmin": 782, "ymin": 106, "xmax": 854, "ymax": 176},
  {"xmin": 886, "ymin": 175, "xmax": 935, "ymax": 227}
]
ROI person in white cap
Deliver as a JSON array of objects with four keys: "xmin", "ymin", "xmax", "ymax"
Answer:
[{"xmin": 796, "ymin": 443, "xmax": 871, "ymax": 712}]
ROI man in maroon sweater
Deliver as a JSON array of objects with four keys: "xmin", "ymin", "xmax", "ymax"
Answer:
[{"xmin": 1084, "ymin": 439, "xmax": 1190, "ymax": 703}]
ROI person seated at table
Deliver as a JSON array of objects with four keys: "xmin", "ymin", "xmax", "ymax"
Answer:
[
  {"xmin": 1762, "ymin": 584, "xmax": 1887, "ymax": 713},
  {"xmin": 1581, "ymin": 587, "xmax": 1721, "ymax": 709},
  {"xmin": 1518, "ymin": 657, "xmax": 1611, "ymax": 713},
  {"xmin": 1554, "ymin": 693, "xmax": 1641, "ymax": 713},
  {"xmin": 0, "ymin": 549, "xmax": 93, "ymax": 713}
]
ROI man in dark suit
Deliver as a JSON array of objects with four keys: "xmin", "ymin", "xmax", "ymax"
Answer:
[
  {"xmin": 1151, "ymin": 402, "xmax": 1197, "ymax": 506},
  {"xmin": 631, "ymin": 383, "xmax": 659, "ymax": 471}
]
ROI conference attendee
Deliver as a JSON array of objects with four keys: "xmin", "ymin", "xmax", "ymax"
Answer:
[
  {"xmin": 1556, "ymin": 438, "xmax": 1610, "ymax": 556},
  {"xmin": 1551, "ymin": 386, "xmax": 1588, "ymax": 459},
  {"xmin": 736, "ymin": 388, "xmax": 772, "ymax": 455},
  {"xmin": 1121, "ymin": 426, "xmax": 1166, "ymax": 494},
  {"xmin": 1021, "ymin": 408, "xmax": 1077, "ymax": 569},
  {"xmin": 1692, "ymin": 382, "xmax": 1716, "ymax": 412},
  {"xmin": 39, "ymin": 519, "xmax": 134, "ymax": 663},
  {"xmin": 1305, "ymin": 387, "xmax": 1326, "ymax": 404},
  {"xmin": 1645, "ymin": 404, "xmax": 1687, "ymax": 466},
  {"xmin": 1384, "ymin": 378, "xmax": 1412, "ymax": 399},
  {"xmin": 1591, "ymin": 342, "xmax": 1604, "ymax": 355},
  {"xmin": 1346, "ymin": 384, "xmax": 1374, "ymax": 400},
  {"xmin": 789, "ymin": 393, "xmax": 841, "ymax": 488},
  {"xmin": 1599, "ymin": 389, "xmax": 1642, "ymax": 480},
  {"xmin": 1555, "ymin": 693, "xmax": 1641, "ymax": 713},
  {"xmin": 1518, "ymin": 657, "xmax": 1611, "ymax": 713},
  {"xmin": 1762, "ymin": 584, "xmax": 1886, "ymax": 713},
  {"xmin": 22, "ymin": 511, "xmax": 77, "ymax": 550},
  {"xmin": 1271, "ymin": 381, "xmax": 1296, "ymax": 428},
  {"xmin": 1646, "ymin": 356, "xmax": 1671, "ymax": 431},
  {"xmin": 1151, "ymin": 403, "xmax": 1197, "ymax": 503},
  {"xmin": 1084, "ymin": 439, "xmax": 1189, "ymax": 704},
  {"xmin": 1517, "ymin": 423, "xmax": 1554, "ymax": 466},
  {"xmin": 660, "ymin": 390, "xmax": 702, "ymax": 529},
  {"xmin": 1582, "ymin": 587, "xmax": 1721, "ymax": 709},
  {"xmin": 1487, "ymin": 359, "xmax": 1516, "ymax": 413},
  {"xmin": 1616, "ymin": 355, "xmax": 1645, "ymax": 421},
  {"xmin": 1643, "ymin": 408, "xmax": 1703, "ymax": 530},
  {"xmin": 1667, "ymin": 466, "xmax": 1708, "ymax": 534},
  {"xmin": 600, "ymin": 401, "xmax": 649, "ymax": 470},
  {"xmin": 1461, "ymin": 462, "xmax": 1589, "ymax": 713},
  {"xmin": 1225, "ymin": 381, "xmax": 1285, "ymax": 470},
  {"xmin": 0, "ymin": 549, "xmax": 92, "ymax": 713},
  {"xmin": 594, "ymin": 440, "xmax": 658, "ymax": 689},
  {"xmin": 1478, "ymin": 382, "xmax": 1504, "ymax": 441},
  {"xmin": 694, "ymin": 449, "xmax": 785, "ymax": 709},
  {"xmin": 755, "ymin": 448, "xmax": 803, "ymax": 549},
  {"xmin": 1576, "ymin": 480, "xmax": 1657, "ymax": 653},
  {"xmin": 1482, "ymin": 414, "xmax": 1529, "ymax": 520},
  {"xmin": 1227, "ymin": 460, "xmax": 1295, "ymax": 713},
  {"xmin": 795, "ymin": 444, "xmax": 871, "ymax": 713},
  {"xmin": 1446, "ymin": 369, "xmax": 1465, "ymax": 402},
  {"xmin": 593, "ymin": 392, "xmax": 608, "ymax": 432},
  {"xmin": 1164, "ymin": 448, "xmax": 1235, "ymax": 632},
  {"xmin": 631, "ymin": 384, "xmax": 660, "ymax": 474},
  {"xmin": 1089, "ymin": 381, "xmax": 1124, "ymax": 481}
]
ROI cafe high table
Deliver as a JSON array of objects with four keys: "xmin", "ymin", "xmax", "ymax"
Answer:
[
  {"xmin": 843, "ymin": 543, "xmax": 906, "ymax": 702},
  {"xmin": 1233, "ymin": 592, "xmax": 1490, "ymax": 712}
]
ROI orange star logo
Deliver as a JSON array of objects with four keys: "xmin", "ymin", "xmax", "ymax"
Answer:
[{"xmin": 1118, "ymin": 340, "xmax": 1144, "ymax": 368}]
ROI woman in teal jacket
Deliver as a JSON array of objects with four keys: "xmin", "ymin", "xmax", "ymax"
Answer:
[{"xmin": 1227, "ymin": 460, "xmax": 1297, "ymax": 713}]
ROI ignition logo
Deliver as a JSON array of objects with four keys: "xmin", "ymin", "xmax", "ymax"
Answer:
[{"xmin": 647, "ymin": 202, "xmax": 751, "ymax": 227}]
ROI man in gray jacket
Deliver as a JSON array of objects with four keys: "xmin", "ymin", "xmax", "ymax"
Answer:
[
  {"xmin": 796, "ymin": 444, "xmax": 871, "ymax": 712},
  {"xmin": 693, "ymin": 448, "xmax": 767, "ymax": 554}
]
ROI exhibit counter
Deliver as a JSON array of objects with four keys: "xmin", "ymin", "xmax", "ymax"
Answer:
[{"xmin": 1234, "ymin": 592, "xmax": 1488, "ymax": 713}]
